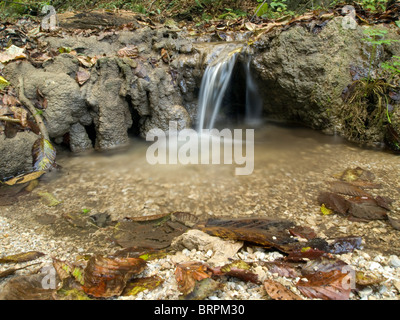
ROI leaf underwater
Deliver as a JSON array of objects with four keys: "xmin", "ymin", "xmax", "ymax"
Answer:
[
  {"xmin": 32, "ymin": 138, "xmax": 57, "ymax": 171},
  {"xmin": 0, "ymin": 251, "xmax": 45, "ymax": 264},
  {"xmin": 264, "ymin": 279, "xmax": 303, "ymax": 300}
]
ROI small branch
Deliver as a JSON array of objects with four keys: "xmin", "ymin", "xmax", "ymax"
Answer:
[
  {"xmin": 0, "ymin": 116, "xmax": 22, "ymax": 124},
  {"xmin": 18, "ymin": 77, "xmax": 49, "ymax": 141}
]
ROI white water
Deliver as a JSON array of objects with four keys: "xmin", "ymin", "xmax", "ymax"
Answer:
[
  {"xmin": 196, "ymin": 44, "xmax": 263, "ymax": 130},
  {"xmin": 243, "ymin": 52, "xmax": 263, "ymax": 126},
  {"xmin": 197, "ymin": 49, "xmax": 239, "ymax": 130}
]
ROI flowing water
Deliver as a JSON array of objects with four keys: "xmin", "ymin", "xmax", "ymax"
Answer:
[{"xmin": 196, "ymin": 43, "xmax": 262, "ymax": 130}]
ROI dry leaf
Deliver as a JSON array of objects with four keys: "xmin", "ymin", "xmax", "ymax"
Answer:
[
  {"xmin": 117, "ymin": 45, "xmax": 139, "ymax": 58},
  {"xmin": 0, "ymin": 45, "xmax": 26, "ymax": 63},
  {"xmin": 76, "ymin": 70, "xmax": 91, "ymax": 85}
]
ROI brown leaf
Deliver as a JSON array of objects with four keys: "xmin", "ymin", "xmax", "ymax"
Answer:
[
  {"xmin": 317, "ymin": 192, "xmax": 349, "ymax": 215},
  {"xmin": 175, "ymin": 261, "xmax": 212, "ymax": 295},
  {"xmin": 0, "ymin": 251, "xmax": 45, "ymax": 264},
  {"xmin": 76, "ymin": 69, "xmax": 91, "ymax": 86},
  {"xmin": 328, "ymin": 181, "xmax": 371, "ymax": 197},
  {"xmin": 0, "ymin": 274, "xmax": 55, "ymax": 300},
  {"xmin": 122, "ymin": 275, "xmax": 164, "ymax": 296},
  {"xmin": 263, "ymin": 261, "xmax": 301, "ymax": 279},
  {"xmin": 213, "ymin": 260, "xmax": 260, "ymax": 284},
  {"xmin": 296, "ymin": 270, "xmax": 351, "ymax": 300},
  {"xmin": 289, "ymin": 226, "xmax": 317, "ymax": 240},
  {"xmin": 199, "ymin": 217, "xmax": 298, "ymax": 252},
  {"xmin": 117, "ymin": 45, "xmax": 139, "ymax": 58},
  {"xmin": 82, "ymin": 255, "xmax": 146, "ymax": 298},
  {"xmin": 301, "ymin": 257, "xmax": 348, "ymax": 276},
  {"xmin": 347, "ymin": 197, "xmax": 388, "ymax": 220},
  {"xmin": 264, "ymin": 279, "xmax": 303, "ymax": 300}
]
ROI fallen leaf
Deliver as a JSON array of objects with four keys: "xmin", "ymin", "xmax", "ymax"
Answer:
[
  {"xmin": 3, "ymin": 170, "xmax": 45, "ymax": 186},
  {"xmin": 32, "ymin": 138, "xmax": 57, "ymax": 171},
  {"xmin": 320, "ymin": 203, "xmax": 334, "ymax": 215},
  {"xmin": 54, "ymin": 288, "xmax": 92, "ymax": 300},
  {"xmin": 0, "ymin": 45, "xmax": 26, "ymax": 63},
  {"xmin": 328, "ymin": 181, "xmax": 371, "ymax": 197},
  {"xmin": 199, "ymin": 217, "xmax": 298, "ymax": 252},
  {"xmin": 0, "ymin": 76, "xmax": 10, "ymax": 89},
  {"xmin": 327, "ymin": 236, "xmax": 362, "ymax": 254},
  {"xmin": 175, "ymin": 261, "xmax": 212, "ymax": 295},
  {"xmin": 356, "ymin": 271, "xmax": 384, "ymax": 286},
  {"xmin": 264, "ymin": 279, "xmax": 303, "ymax": 300},
  {"xmin": 347, "ymin": 197, "xmax": 388, "ymax": 220},
  {"xmin": 0, "ymin": 274, "xmax": 55, "ymax": 300},
  {"xmin": 288, "ymin": 226, "xmax": 317, "ymax": 240},
  {"xmin": 213, "ymin": 260, "xmax": 260, "ymax": 284},
  {"xmin": 301, "ymin": 257, "xmax": 348, "ymax": 275},
  {"xmin": 317, "ymin": 192, "xmax": 349, "ymax": 215},
  {"xmin": 181, "ymin": 278, "xmax": 222, "ymax": 300},
  {"xmin": 117, "ymin": 45, "xmax": 139, "ymax": 58},
  {"xmin": 82, "ymin": 255, "xmax": 146, "ymax": 298},
  {"xmin": 38, "ymin": 192, "xmax": 61, "ymax": 207},
  {"xmin": 296, "ymin": 270, "xmax": 351, "ymax": 300},
  {"xmin": 0, "ymin": 251, "xmax": 45, "ymax": 264},
  {"xmin": 122, "ymin": 275, "xmax": 164, "ymax": 296},
  {"xmin": 76, "ymin": 69, "xmax": 90, "ymax": 85},
  {"xmin": 337, "ymin": 167, "xmax": 375, "ymax": 182},
  {"xmin": 0, "ymin": 262, "xmax": 40, "ymax": 279}
]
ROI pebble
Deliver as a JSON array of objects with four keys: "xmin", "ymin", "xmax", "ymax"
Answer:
[{"xmin": 388, "ymin": 255, "xmax": 400, "ymax": 268}]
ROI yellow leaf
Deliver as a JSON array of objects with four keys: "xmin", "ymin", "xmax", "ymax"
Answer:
[
  {"xmin": 320, "ymin": 204, "xmax": 333, "ymax": 215},
  {"xmin": 4, "ymin": 171, "xmax": 46, "ymax": 186},
  {"xmin": 0, "ymin": 76, "xmax": 10, "ymax": 89}
]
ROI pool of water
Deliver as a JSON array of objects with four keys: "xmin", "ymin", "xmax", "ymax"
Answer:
[{"xmin": 2, "ymin": 121, "xmax": 400, "ymax": 255}]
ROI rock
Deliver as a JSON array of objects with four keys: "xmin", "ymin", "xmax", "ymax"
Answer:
[
  {"xmin": 69, "ymin": 123, "xmax": 93, "ymax": 152},
  {"xmin": 0, "ymin": 131, "xmax": 38, "ymax": 180},
  {"xmin": 171, "ymin": 229, "xmax": 243, "ymax": 266},
  {"xmin": 253, "ymin": 17, "xmax": 400, "ymax": 144},
  {"xmin": 388, "ymin": 255, "xmax": 400, "ymax": 268},
  {"xmin": 83, "ymin": 57, "xmax": 133, "ymax": 150},
  {"xmin": 4, "ymin": 61, "xmax": 87, "ymax": 140}
]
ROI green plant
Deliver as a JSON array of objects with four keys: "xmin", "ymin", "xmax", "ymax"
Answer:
[
  {"xmin": 341, "ymin": 28, "xmax": 399, "ymax": 141},
  {"xmin": 358, "ymin": 0, "xmax": 388, "ymax": 12}
]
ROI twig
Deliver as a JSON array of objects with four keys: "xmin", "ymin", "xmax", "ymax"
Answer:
[
  {"xmin": 0, "ymin": 116, "xmax": 22, "ymax": 124},
  {"xmin": 18, "ymin": 77, "xmax": 49, "ymax": 141}
]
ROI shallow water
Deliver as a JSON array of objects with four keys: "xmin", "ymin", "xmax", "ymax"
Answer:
[{"xmin": 2, "ymin": 122, "xmax": 400, "ymax": 256}]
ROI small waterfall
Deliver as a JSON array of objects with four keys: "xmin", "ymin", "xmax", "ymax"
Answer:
[
  {"xmin": 243, "ymin": 51, "xmax": 263, "ymax": 126},
  {"xmin": 197, "ymin": 47, "xmax": 240, "ymax": 131},
  {"xmin": 196, "ymin": 44, "xmax": 262, "ymax": 131}
]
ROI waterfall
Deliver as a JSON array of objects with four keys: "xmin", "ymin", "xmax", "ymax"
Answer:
[
  {"xmin": 197, "ymin": 48, "xmax": 240, "ymax": 131},
  {"xmin": 243, "ymin": 52, "xmax": 263, "ymax": 126},
  {"xmin": 196, "ymin": 44, "xmax": 262, "ymax": 131}
]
